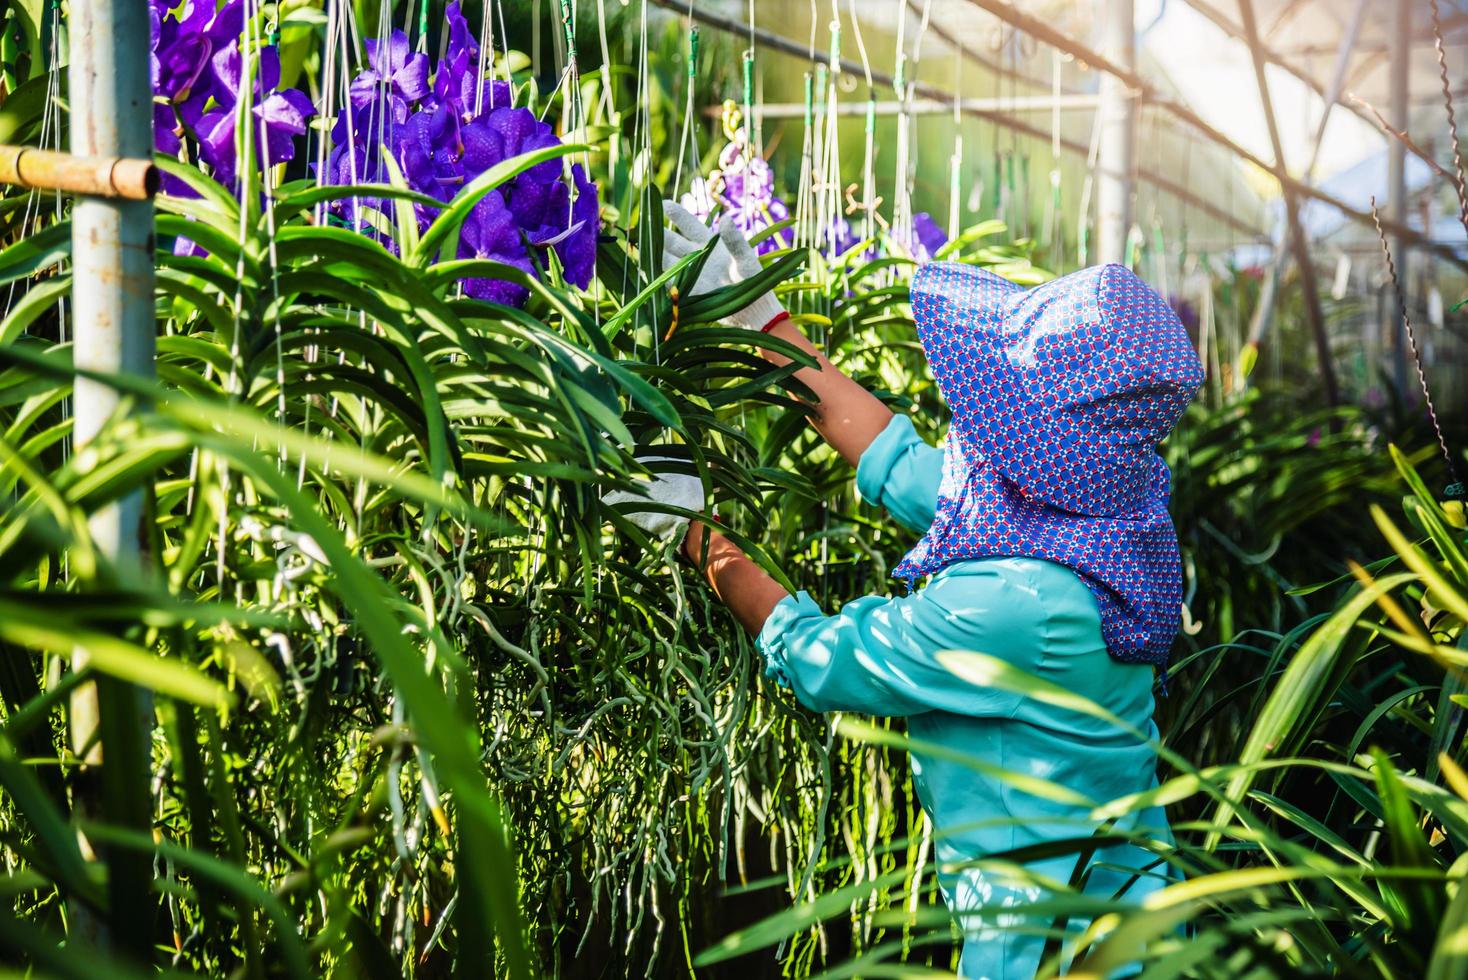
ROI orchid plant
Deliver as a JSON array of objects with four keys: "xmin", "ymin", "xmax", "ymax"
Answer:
[{"xmin": 326, "ymin": 4, "xmax": 598, "ymax": 306}]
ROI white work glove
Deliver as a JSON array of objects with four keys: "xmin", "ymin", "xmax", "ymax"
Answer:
[
  {"xmin": 601, "ymin": 457, "xmax": 704, "ymax": 543},
  {"xmin": 662, "ymin": 201, "xmax": 786, "ymax": 332}
]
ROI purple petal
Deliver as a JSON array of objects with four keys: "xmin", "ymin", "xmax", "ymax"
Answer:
[
  {"xmin": 209, "ymin": 42, "xmax": 241, "ymax": 105},
  {"xmin": 177, "ymin": 89, "xmax": 210, "ymax": 129},
  {"xmin": 154, "ymin": 103, "xmax": 182, "ymax": 155},
  {"xmin": 556, "ymin": 164, "xmax": 599, "ymax": 287},
  {"xmin": 196, "ymin": 108, "xmax": 237, "ymax": 185},
  {"xmin": 458, "ymin": 191, "xmax": 533, "ymax": 306},
  {"xmin": 446, "ymin": 2, "xmax": 478, "ymax": 64},
  {"xmin": 912, "ymin": 211, "xmax": 947, "ymax": 258},
  {"xmin": 205, "ymin": 0, "xmax": 243, "ymax": 47},
  {"xmin": 179, "ymin": 0, "xmax": 213, "ymax": 35},
  {"xmin": 349, "ymin": 68, "xmax": 383, "ymax": 111},
  {"xmin": 257, "ymin": 45, "xmax": 282, "ymax": 94},
  {"xmin": 394, "ymin": 52, "xmax": 430, "ymax": 102},
  {"xmin": 484, "ymin": 106, "xmax": 537, "ymax": 159},
  {"xmin": 156, "ymin": 33, "xmax": 211, "ymax": 100},
  {"xmin": 259, "ymin": 87, "xmax": 314, "ymax": 133},
  {"xmin": 506, "ymin": 174, "xmax": 560, "ymax": 233},
  {"xmin": 481, "ymin": 79, "xmax": 512, "ymax": 111},
  {"xmin": 387, "ymin": 30, "xmax": 410, "ymax": 74},
  {"xmin": 460, "ymin": 115, "xmax": 505, "ymax": 172}
]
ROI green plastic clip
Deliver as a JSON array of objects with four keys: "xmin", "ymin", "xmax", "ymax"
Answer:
[
  {"xmin": 689, "ymin": 27, "xmax": 699, "ymax": 80},
  {"xmin": 743, "ymin": 51, "xmax": 754, "ymax": 108}
]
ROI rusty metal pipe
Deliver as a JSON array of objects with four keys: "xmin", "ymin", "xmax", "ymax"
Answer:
[{"xmin": 0, "ymin": 144, "xmax": 157, "ymax": 199}]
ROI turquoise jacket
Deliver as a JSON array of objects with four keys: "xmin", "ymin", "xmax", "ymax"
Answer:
[{"xmin": 757, "ymin": 416, "xmax": 1174, "ymax": 979}]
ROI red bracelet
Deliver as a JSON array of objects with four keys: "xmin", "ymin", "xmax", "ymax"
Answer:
[{"xmin": 760, "ymin": 311, "xmax": 792, "ymax": 334}]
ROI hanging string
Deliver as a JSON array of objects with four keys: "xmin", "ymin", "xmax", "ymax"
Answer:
[
  {"xmin": 1371, "ymin": 197, "xmax": 1464, "ymax": 498},
  {"xmin": 671, "ymin": 24, "xmax": 702, "ymax": 201},
  {"xmin": 947, "ymin": 37, "xmax": 961, "ymax": 241},
  {"xmin": 1076, "ymin": 89, "xmax": 1103, "ymax": 268},
  {"xmin": 848, "ymin": 0, "xmax": 877, "ymax": 248}
]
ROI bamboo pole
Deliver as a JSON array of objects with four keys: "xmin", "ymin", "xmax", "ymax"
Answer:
[
  {"xmin": 0, "ymin": 144, "xmax": 157, "ymax": 199},
  {"xmin": 68, "ymin": 0, "xmax": 158, "ymax": 958}
]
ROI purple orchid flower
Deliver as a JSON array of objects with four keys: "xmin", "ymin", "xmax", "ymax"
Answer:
[
  {"xmin": 556, "ymin": 164, "xmax": 600, "ymax": 288},
  {"xmin": 325, "ymin": 16, "xmax": 599, "ymax": 306},
  {"xmin": 350, "ymin": 29, "xmax": 430, "ymax": 116},
  {"xmin": 446, "ymin": 2, "xmax": 479, "ymax": 64},
  {"xmin": 911, "ymin": 211, "xmax": 948, "ymax": 260},
  {"xmin": 195, "ymin": 42, "xmax": 315, "ymax": 190},
  {"xmin": 459, "ymin": 191, "xmax": 535, "ymax": 306}
]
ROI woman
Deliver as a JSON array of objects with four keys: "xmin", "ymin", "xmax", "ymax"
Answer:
[{"xmin": 616, "ymin": 204, "xmax": 1203, "ymax": 977}]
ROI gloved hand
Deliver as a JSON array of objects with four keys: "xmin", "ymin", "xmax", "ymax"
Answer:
[
  {"xmin": 602, "ymin": 458, "xmax": 704, "ymax": 543},
  {"xmin": 662, "ymin": 201, "xmax": 786, "ymax": 332}
]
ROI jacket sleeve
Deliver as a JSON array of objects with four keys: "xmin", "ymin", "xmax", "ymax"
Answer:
[
  {"xmin": 755, "ymin": 564, "xmax": 1047, "ymax": 718},
  {"xmin": 855, "ymin": 414, "xmax": 944, "ymax": 535}
]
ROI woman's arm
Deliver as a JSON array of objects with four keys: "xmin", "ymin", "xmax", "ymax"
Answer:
[
  {"xmin": 760, "ymin": 320, "xmax": 893, "ymax": 467},
  {"xmin": 682, "ymin": 521, "xmax": 790, "ymax": 636}
]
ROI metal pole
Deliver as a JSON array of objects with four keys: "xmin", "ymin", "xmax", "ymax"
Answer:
[
  {"xmin": 721, "ymin": 93, "xmax": 1107, "ymax": 119},
  {"xmin": 68, "ymin": 0, "xmax": 157, "ymax": 956},
  {"xmin": 1245, "ymin": 0, "xmax": 1367, "ymax": 361},
  {"xmin": 1238, "ymin": 0, "xmax": 1340, "ymax": 407},
  {"xmin": 1097, "ymin": 0, "xmax": 1135, "ymax": 266},
  {"xmin": 1389, "ymin": 0, "xmax": 1410, "ymax": 397}
]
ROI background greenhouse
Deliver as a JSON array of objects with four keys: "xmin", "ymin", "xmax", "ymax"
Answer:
[{"xmin": 1, "ymin": 0, "xmax": 1468, "ymax": 975}]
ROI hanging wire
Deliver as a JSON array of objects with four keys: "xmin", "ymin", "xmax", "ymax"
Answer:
[{"xmin": 1371, "ymin": 196, "xmax": 1464, "ymax": 497}]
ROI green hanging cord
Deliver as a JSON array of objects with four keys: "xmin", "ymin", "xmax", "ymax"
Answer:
[
  {"xmin": 1050, "ymin": 168, "xmax": 1062, "ymax": 263},
  {"xmin": 688, "ymin": 26, "xmax": 700, "ymax": 81},
  {"xmin": 1153, "ymin": 221, "xmax": 1167, "ymax": 285},
  {"xmin": 1124, "ymin": 224, "xmax": 1143, "ymax": 270},
  {"xmin": 742, "ymin": 49, "xmax": 755, "ymax": 145},
  {"xmin": 559, "ymin": 0, "xmax": 575, "ymax": 63},
  {"xmin": 417, "ymin": 0, "xmax": 430, "ymax": 51},
  {"xmin": 990, "ymin": 150, "xmax": 1001, "ymax": 214}
]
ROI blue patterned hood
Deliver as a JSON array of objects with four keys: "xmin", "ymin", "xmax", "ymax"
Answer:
[{"xmin": 893, "ymin": 262, "xmax": 1205, "ymax": 668}]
